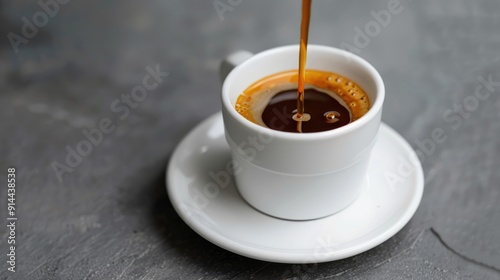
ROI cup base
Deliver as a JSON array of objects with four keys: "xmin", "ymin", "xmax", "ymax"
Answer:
[
  {"xmin": 232, "ymin": 151, "xmax": 370, "ymax": 221},
  {"xmin": 236, "ymin": 182, "xmax": 365, "ymax": 221}
]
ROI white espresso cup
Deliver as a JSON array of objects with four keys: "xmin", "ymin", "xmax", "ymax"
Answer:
[{"xmin": 220, "ymin": 45, "xmax": 385, "ymax": 220}]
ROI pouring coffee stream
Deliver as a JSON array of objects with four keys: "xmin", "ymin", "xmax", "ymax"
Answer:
[{"xmin": 293, "ymin": 0, "xmax": 312, "ymax": 133}]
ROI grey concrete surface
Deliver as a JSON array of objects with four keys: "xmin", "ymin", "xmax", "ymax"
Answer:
[{"xmin": 0, "ymin": 0, "xmax": 499, "ymax": 279}]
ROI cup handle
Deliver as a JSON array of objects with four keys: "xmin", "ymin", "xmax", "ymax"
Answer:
[{"xmin": 220, "ymin": 50, "xmax": 254, "ymax": 83}]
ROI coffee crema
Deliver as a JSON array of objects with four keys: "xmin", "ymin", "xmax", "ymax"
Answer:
[{"xmin": 235, "ymin": 69, "xmax": 370, "ymax": 133}]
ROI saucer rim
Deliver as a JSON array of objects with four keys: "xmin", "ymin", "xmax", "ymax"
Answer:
[{"xmin": 167, "ymin": 112, "xmax": 424, "ymax": 263}]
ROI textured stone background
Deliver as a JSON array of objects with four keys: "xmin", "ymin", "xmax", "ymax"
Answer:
[{"xmin": 0, "ymin": 0, "xmax": 499, "ymax": 279}]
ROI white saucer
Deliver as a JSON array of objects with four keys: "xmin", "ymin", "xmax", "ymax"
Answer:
[{"xmin": 167, "ymin": 112, "xmax": 424, "ymax": 263}]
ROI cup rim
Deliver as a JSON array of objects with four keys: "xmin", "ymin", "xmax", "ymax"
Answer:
[{"xmin": 222, "ymin": 44, "xmax": 385, "ymax": 140}]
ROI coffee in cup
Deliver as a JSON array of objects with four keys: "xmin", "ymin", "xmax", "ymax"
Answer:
[{"xmin": 235, "ymin": 69, "xmax": 370, "ymax": 133}]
